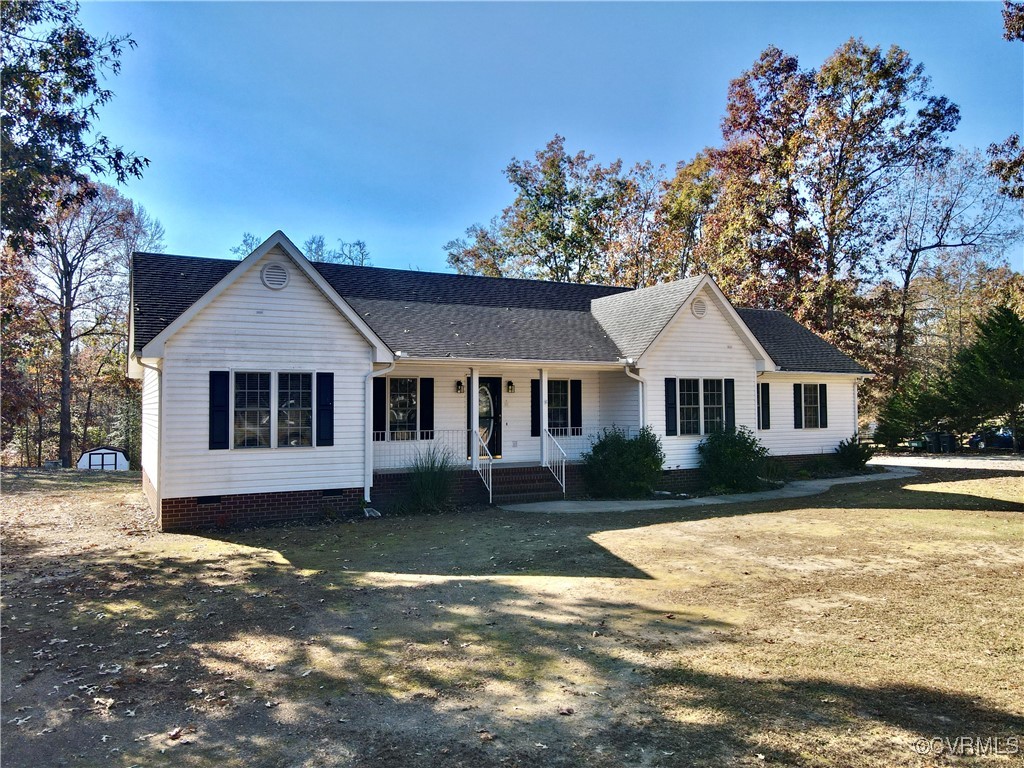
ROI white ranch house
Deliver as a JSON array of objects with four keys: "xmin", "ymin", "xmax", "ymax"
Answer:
[{"xmin": 128, "ymin": 232, "xmax": 869, "ymax": 530}]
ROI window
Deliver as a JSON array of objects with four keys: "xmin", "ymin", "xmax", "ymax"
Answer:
[
  {"xmin": 757, "ymin": 382, "xmax": 771, "ymax": 430},
  {"xmin": 278, "ymin": 373, "xmax": 312, "ymax": 447},
  {"xmin": 802, "ymin": 383, "xmax": 820, "ymax": 429},
  {"xmin": 212, "ymin": 370, "xmax": 330, "ymax": 451},
  {"xmin": 678, "ymin": 379, "xmax": 700, "ymax": 435},
  {"xmin": 665, "ymin": 377, "xmax": 734, "ymax": 436},
  {"xmin": 372, "ymin": 377, "xmax": 434, "ymax": 441},
  {"xmin": 234, "ymin": 372, "xmax": 271, "ymax": 448},
  {"xmin": 530, "ymin": 379, "xmax": 581, "ymax": 438},
  {"xmin": 793, "ymin": 383, "xmax": 828, "ymax": 430},
  {"xmin": 388, "ymin": 377, "xmax": 418, "ymax": 440},
  {"xmin": 703, "ymin": 379, "xmax": 725, "ymax": 433},
  {"xmin": 547, "ymin": 380, "xmax": 570, "ymax": 436}
]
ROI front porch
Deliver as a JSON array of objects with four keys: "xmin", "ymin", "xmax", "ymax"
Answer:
[{"xmin": 369, "ymin": 361, "xmax": 643, "ymax": 503}]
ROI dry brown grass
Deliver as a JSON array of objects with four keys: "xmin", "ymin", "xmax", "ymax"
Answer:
[{"xmin": 2, "ymin": 467, "xmax": 1022, "ymax": 767}]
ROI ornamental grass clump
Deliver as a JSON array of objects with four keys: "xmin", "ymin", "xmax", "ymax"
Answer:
[
  {"xmin": 405, "ymin": 445, "xmax": 458, "ymax": 513},
  {"xmin": 697, "ymin": 426, "xmax": 769, "ymax": 492},
  {"xmin": 581, "ymin": 426, "xmax": 665, "ymax": 498}
]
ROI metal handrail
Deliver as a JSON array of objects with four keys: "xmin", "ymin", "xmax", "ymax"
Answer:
[
  {"xmin": 474, "ymin": 430, "xmax": 493, "ymax": 504},
  {"xmin": 543, "ymin": 428, "xmax": 568, "ymax": 497}
]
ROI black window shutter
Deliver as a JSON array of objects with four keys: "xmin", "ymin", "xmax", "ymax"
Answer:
[
  {"xmin": 760, "ymin": 382, "xmax": 771, "ymax": 430},
  {"xmin": 818, "ymin": 383, "xmax": 828, "ymax": 429},
  {"xmin": 793, "ymin": 383, "xmax": 803, "ymax": 429},
  {"xmin": 419, "ymin": 378, "xmax": 434, "ymax": 439},
  {"xmin": 315, "ymin": 372, "xmax": 334, "ymax": 446},
  {"xmin": 665, "ymin": 378, "xmax": 677, "ymax": 436},
  {"xmin": 373, "ymin": 377, "xmax": 387, "ymax": 440},
  {"xmin": 724, "ymin": 378, "xmax": 735, "ymax": 429},
  {"xmin": 570, "ymin": 379, "xmax": 583, "ymax": 436},
  {"xmin": 209, "ymin": 371, "xmax": 230, "ymax": 450},
  {"xmin": 530, "ymin": 379, "xmax": 540, "ymax": 437}
]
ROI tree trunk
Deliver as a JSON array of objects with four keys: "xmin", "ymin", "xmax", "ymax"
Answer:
[
  {"xmin": 891, "ymin": 263, "xmax": 916, "ymax": 389},
  {"xmin": 59, "ymin": 307, "xmax": 73, "ymax": 468}
]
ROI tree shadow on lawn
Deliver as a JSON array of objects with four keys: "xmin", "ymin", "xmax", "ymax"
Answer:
[
  {"xmin": 204, "ymin": 467, "xmax": 1023, "ymax": 582},
  {"xmin": 4, "ymin": 521, "xmax": 1023, "ymax": 767}
]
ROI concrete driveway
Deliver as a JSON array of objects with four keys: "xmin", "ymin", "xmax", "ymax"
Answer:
[{"xmin": 870, "ymin": 452, "xmax": 1024, "ymax": 472}]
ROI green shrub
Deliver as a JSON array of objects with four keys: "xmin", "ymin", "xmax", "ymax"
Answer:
[
  {"xmin": 697, "ymin": 426, "xmax": 769, "ymax": 492},
  {"xmin": 581, "ymin": 426, "xmax": 665, "ymax": 498},
  {"xmin": 405, "ymin": 445, "xmax": 458, "ymax": 513},
  {"xmin": 835, "ymin": 435, "xmax": 875, "ymax": 470}
]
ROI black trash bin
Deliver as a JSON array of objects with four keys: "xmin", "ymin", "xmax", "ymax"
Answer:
[
  {"xmin": 924, "ymin": 431, "xmax": 941, "ymax": 453},
  {"xmin": 939, "ymin": 433, "xmax": 958, "ymax": 453}
]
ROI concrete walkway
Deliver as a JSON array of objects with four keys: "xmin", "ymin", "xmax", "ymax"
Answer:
[{"xmin": 498, "ymin": 465, "xmax": 921, "ymax": 514}]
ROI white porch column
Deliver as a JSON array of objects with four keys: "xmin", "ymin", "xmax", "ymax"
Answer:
[
  {"xmin": 539, "ymin": 367, "xmax": 549, "ymax": 466},
  {"xmin": 470, "ymin": 367, "xmax": 480, "ymax": 470}
]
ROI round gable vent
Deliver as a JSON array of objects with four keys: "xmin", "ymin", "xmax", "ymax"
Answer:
[
  {"xmin": 691, "ymin": 297, "xmax": 708, "ymax": 318},
  {"xmin": 260, "ymin": 263, "xmax": 289, "ymax": 290}
]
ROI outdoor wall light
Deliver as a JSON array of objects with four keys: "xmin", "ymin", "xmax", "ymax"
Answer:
[
  {"xmin": 455, "ymin": 380, "xmax": 465, "ymax": 394},
  {"xmin": 506, "ymin": 381, "xmax": 516, "ymax": 394}
]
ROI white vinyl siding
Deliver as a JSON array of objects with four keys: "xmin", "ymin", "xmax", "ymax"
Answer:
[
  {"xmin": 642, "ymin": 287, "xmax": 758, "ymax": 469},
  {"xmin": 757, "ymin": 373, "xmax": 858, "ymax": 456},
  {"xmin": 141, "ymin": 364, "xmax": 160, "ymax": 505},
  {"xmin": 159, "ymin": 249, "xmax": 372, "ymax": 498},
  {"xmin": 597, "ymin": 370, "xmax": 640, "ymax": 432}
]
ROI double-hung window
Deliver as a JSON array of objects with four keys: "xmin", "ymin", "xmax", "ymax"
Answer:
[
  {"xmin": 278, "ymin": 373, "xmax": 313, "ymax": 447},
  {"xmin": 793, "ymin": 383, "xmax": 828, "ymax": 430},
  {"xmin": 388, "ymin": 377, "xmax": 418, "ymax": 440},
  {"xmin": 234, "ymin": 372, "xmax": 272, "ymax": 448},
  {"xmin": 547, "ymin": 380, "xmax": 571, "ymax": 436},
  {"xmin": 703, "ymin": 379, "xmax": 725, "ymax": 433},
  {"xmin": 665, "ymin": 377, "xmax": 735, "ymax": 436},
  {"xmin": 678, "ymin": 379, "xmax": 700, "ymax": 435}
]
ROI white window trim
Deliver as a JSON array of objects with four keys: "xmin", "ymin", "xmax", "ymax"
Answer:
[
  {"xmin": 229, "ymin": 369, "xmax": 318, "ymax": 450},
  {"xmin": 675, "ymin": 377, "xmax": 726, "ymax": 436},
  {"xmin": 801, "ymin": 382, "xmax": 825, "ymax": 430}
]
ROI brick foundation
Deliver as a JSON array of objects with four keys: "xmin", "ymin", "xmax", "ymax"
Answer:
[
  {"xmin": 370, "ymin": 469, "xmax": 489, "ymax": 512},
  {"xmin": 160, "ymin": 486, "xmax": 363, "ymax": 532},
  {"xmin": 156, "ymin": 452, "xmax": 840, "ymax": 531}
]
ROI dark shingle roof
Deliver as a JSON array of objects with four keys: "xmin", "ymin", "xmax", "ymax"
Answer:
[
  {"xmin": 736, "ymin": 308, "xmax": 870, "ymax": 374},
  {"xmin": 131, "ymin": 252, "xmax": 627, "ymax": 361},
  {"xmin": 131, "ymin": 251, "xmax": 867, "ymax": 373},
  {"xmin": 591, "ymin": 276, "xmax": 704, "ymax": 360},
  {"xmin": 131, "ymin": 253, "xmax": 236, "ymax": 355}
]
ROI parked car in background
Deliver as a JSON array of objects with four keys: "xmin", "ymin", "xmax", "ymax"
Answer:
[
  {"xmin": 967, "ymin": 427, "xmax": 1019, "ymax": 451},
  {"xmin": 904, "ymin": 431, "xmax": 960, "ymax": 453}
]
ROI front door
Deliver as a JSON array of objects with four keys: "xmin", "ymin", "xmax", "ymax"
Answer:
[{"xmin": 467, "ymin": 377, "xmax": 502, "ymax": 458}]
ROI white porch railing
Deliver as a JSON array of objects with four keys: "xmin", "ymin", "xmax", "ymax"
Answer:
[
  {"xmin": 543, "ymin": 428, "xmax": 568, "ymax": 497},
  {"xmin": 474, "ymin": 430, "xmax": 493, "ymax": 504},
  {"xmin": 545, "ymin": 427, "xmax": 638, "ymax": 463},
  {"xmin": 372, "ymin": 429, "xmax": 471, "ymax": 471}
]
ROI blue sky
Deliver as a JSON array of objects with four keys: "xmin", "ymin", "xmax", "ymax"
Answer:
[{"xmin": 81, "ymin": 1, "xmax": 1023, "ymax": 272}]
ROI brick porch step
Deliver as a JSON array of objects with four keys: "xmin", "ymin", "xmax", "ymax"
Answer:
[{"xmin": 490, "ymin": 465, "xmax": 564, "ymax": 504}]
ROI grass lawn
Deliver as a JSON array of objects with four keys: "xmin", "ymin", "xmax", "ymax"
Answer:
[{"xmin": 2, "ymin": 466, "xmax": 1022, "ymax": 767}]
